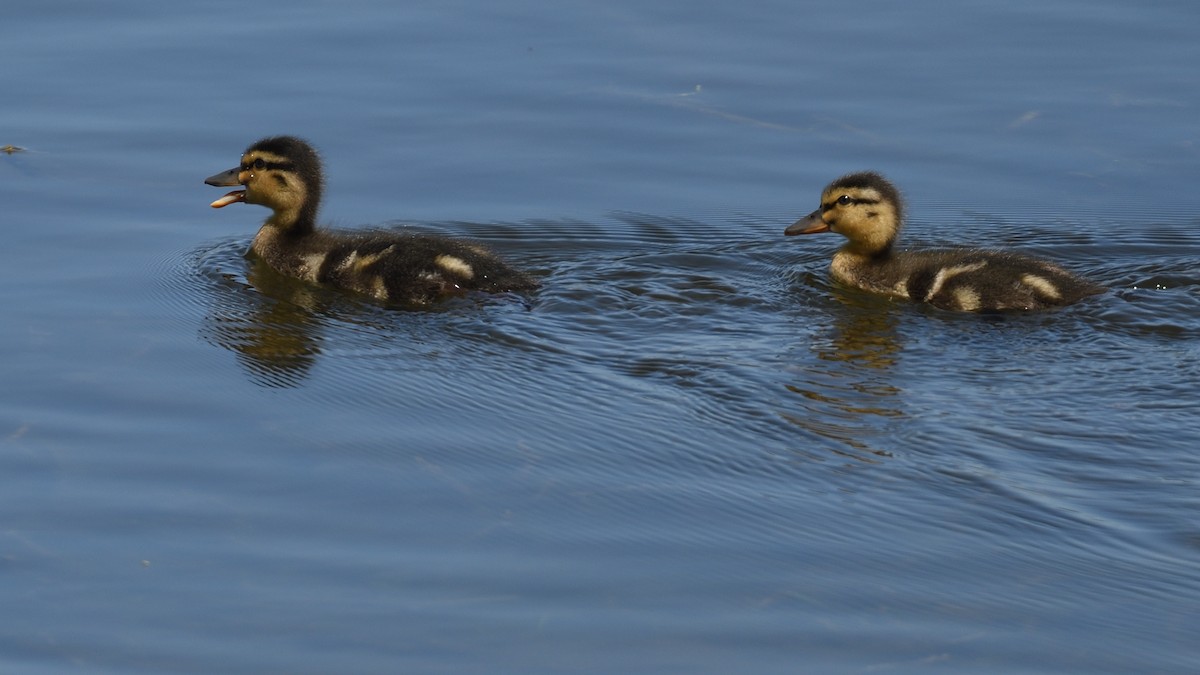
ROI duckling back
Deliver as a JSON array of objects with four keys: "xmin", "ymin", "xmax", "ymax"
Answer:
[
  {"xmin": 848, "ymin": 248, "xmax": 1103, "ymax": 312},
  {"xmin": 262, "ymin": 228, "xmax": 536, "ymax": 307}
]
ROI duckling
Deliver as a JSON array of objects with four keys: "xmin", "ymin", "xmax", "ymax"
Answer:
[
  {"xmin": 205, "ymin": 136, "xmax": 535, "ymax": 307},
  {"xmin": 785, "ymin": 171, "xmax": 1103, "ymax": 311}
]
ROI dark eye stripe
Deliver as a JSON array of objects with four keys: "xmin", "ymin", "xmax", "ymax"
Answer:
[
  {"xmin": 823, "ymin": 197, "xmax": 879, "ymax": 211},
  {"xmin": 241, "ymin": 161, "xmax": 296, "ymax": 172}
]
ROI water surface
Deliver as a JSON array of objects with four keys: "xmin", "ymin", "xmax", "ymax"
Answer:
[{"xmin": 3, "ymin": 1, "xmax": 1199, "ymax": 673}]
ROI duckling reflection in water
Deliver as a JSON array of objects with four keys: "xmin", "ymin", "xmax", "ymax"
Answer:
[
  {"xmin": 206, "ymin": 136, "xmax": 535, "ymax": 307},
  {"xmin": 786, "ymin": 172, "xmax": 1103, "ymax": 311}
]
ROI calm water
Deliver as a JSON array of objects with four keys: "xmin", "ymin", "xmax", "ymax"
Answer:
[{"xmin": 3, "ymin": 1, "xmax": 1199, "ymax": 673}]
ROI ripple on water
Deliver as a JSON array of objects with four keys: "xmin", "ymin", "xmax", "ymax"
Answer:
[{"xmin": 163, "ymin": 211, "xmax": 1200, "ymax": 549}]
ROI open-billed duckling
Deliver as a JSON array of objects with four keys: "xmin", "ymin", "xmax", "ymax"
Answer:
[
  {"xmin": 785, "ymin": 171, "xmax": 1103, "ymax": 311},
  {"xmin": 205, "ymin": 136, "xmax": 535, "ymax": 307}
]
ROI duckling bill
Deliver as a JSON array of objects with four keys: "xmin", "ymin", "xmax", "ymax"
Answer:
[
  {"xmin": 786, "ymin": 171, "xmax": 1103, "ymax": 311},
  {"xmin": 205, "ymin": 136, "xmax": 535, "ymax": 307}
]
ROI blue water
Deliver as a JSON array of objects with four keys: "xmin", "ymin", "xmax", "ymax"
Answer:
[{"xmin": 3, "ymin": 1, "xmax": 1199, "ymax": 673}]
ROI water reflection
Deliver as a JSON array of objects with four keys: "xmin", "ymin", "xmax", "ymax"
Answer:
[
  {"xmin": 199, "ymin": 257, "xmax": 326, "ymax": 387},
  {"xmin": 781, "ymin": 290, "xmax": 906, "ymax": 462},
  {"xmin": 193, "ymin": 241, "xmax": 536, "ymax": 388},
  {"xmin": 814, "ymin": 292, "xmax": 905, "ymax": 369}
]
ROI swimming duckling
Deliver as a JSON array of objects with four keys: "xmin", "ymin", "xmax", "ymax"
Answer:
[
  {"xmin": 205, "ymin": 136, "xmax": 535, "ymax": 307},
  {"xmin": 785, "ymin": 172, "xmax": 1103, "ymax": 311}
]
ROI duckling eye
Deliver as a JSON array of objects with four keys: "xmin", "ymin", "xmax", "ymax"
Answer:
[
  {"xmin": 252, "ymin": 158, "xmax": 266, "ymax": 170},
  {"xmin": 837, "ymin": 194, "xmax": 853, "ymax": 205}
]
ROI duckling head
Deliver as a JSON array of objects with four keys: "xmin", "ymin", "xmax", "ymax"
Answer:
[
  {"xmin": 206, "ymin": 136, "xmax": 324, "ymax": 233},
  {"xmin": 785, "ymin": 171, "xmax": 904, "ymax": 257}
]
